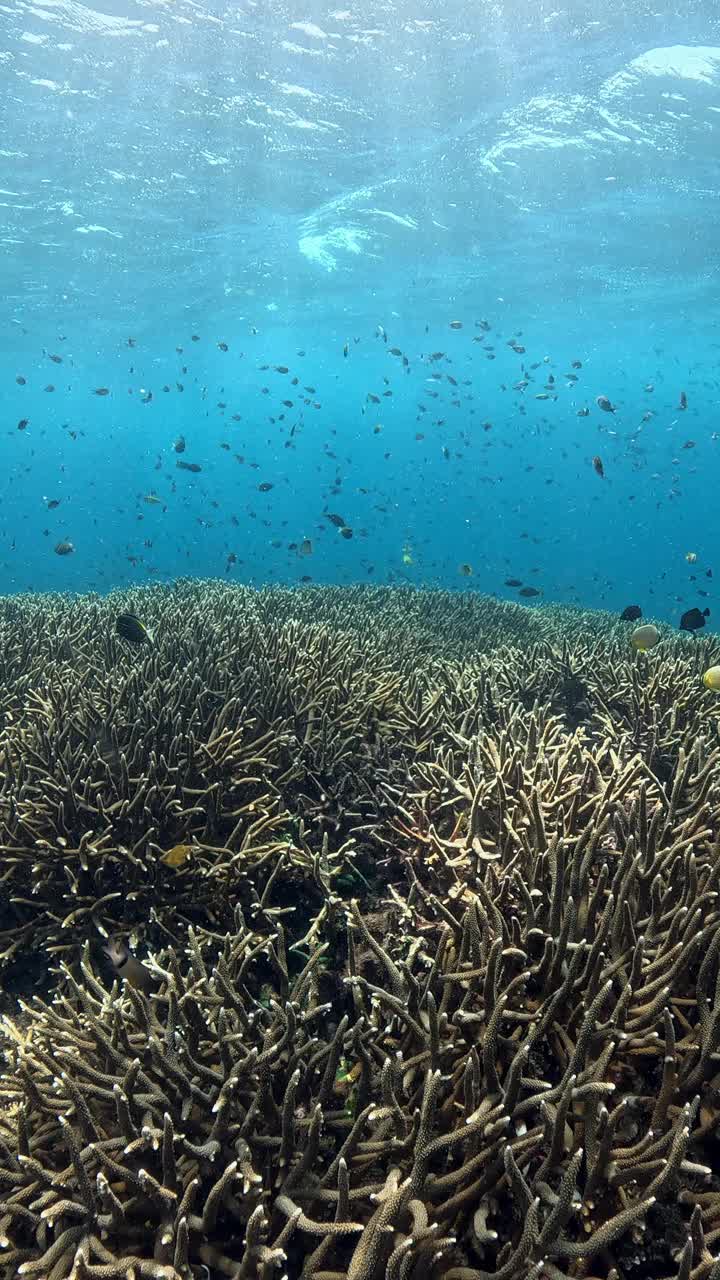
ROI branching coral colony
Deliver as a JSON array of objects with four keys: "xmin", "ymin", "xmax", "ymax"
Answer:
[{"xmin": 0, "ymin": 583, "xmax": 720, "ymax": 1279}]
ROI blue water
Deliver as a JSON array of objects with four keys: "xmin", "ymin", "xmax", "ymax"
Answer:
[{"xmin": 2, "ymin": 0, "xmax": 719, "ymax": 627}]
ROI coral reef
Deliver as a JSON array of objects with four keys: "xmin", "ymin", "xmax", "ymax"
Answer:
[
  {"xmin": 1, "ymin": 859, "xmax": 720, "ymax": 1279},
  {"xmin": 0, "ymin": 583, "xmax": 572, "ymax": 971},
  {"xmin": 0, "ymin": 582, "xmax": 719, "ymax": 1278}
]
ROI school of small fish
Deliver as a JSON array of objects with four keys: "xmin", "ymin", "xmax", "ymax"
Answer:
[{"xmin": 4, "ymin": 320, "xmax": 714, "ymax": 634}]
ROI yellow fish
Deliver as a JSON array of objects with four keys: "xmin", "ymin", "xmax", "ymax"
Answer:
[
  {"xmin": 631, "ymin": 624, "xmax": 661, "ymax": 652},
  {"xmin": 402, "ymin": 543, "xmax": 413, "ymax": 566},
  {"xmin": 703, "ymin": 666, "xmax": 720, "ymax": 691},
  {"xmin": 143, "ymin": 493, "xmax": 163, "ymax": 506},
  {"xmin": 160, "ymin": 843, "xmax": 192, "ymax": 868},
  {"xmin": 686, "ymin": 551, "xmax": 698, "ymax": 563}
]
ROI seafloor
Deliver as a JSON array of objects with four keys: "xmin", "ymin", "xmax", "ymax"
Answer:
[{"xmin": 0, "ymin": 581, "xmax": 718, "ymax": 1280}]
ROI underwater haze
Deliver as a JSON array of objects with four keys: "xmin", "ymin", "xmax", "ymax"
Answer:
[{"xmin": 2, "ymin": 0, "xmax": 720, "ymax": 625}]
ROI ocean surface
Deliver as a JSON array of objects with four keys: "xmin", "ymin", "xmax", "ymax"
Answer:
[{"xmin": 2, "ymin": 0, "xmax": 719, "ymax": 626}]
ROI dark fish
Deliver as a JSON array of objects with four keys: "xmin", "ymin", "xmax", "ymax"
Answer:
[
  {"xmin": 325, "ymin": 513, "xmax": 347, "ymax": 528},
  {"xmin": 173, "ymin": 436, "xmax": 186, "ymax": 453},
  {"xmin": 620, "ymin": 605, "xmax": 642, "ymax": 622},
  {"xmin": 449, "ymin": 320, "xmax": 463, "ymax": 329},
  {"xmin": 596, "ymin": 395, "xmax": 615, "ymax": 413},
  {"xmin": 218, "ymin": 341, "xmax": 229, "ymax": 352},
  {"xmin": 176, "ymin": 460, "xmax": 202, "ymax": 473},
  {"xmin": 339, "ymin": 526, "xmax": 353, "ymax": 539},
  {"xmin": 258, "ymin": 482, "xmax": 274, "ymax": 492},
  {"xmin": 505, "ymin": 578, "xmax": 523, "ymax": 587},
  {"xmin": 49, "ymin": 353, "xmax": 63, "ymax": 364},
  {"xmin": 592, "ymin": 455, "xmax": 604, "ymax": 478},
  {"xmin": 17, "ymin": 418, "xmax": 28, "ymax": 431},
  {"xmin": 94, "ymin": 387, "xmax": 110, "ymax": 396},
  {"xmin": 116, "ymin": 613, "xmax": 153, "ymax": 645},
  {"xmin": 16, "ymin": 375, "xmax": 26, "ymax": 385},
  {"xmin": 46, "ymin": 498, "xmax": 61, "ymax": 509},
  {"xmin": 678, "ymin": 390, "xmax": 687, "ymax": 410},
  {"xmin": 44, "ymin": 384, "xmax": 55, "ymax": 392},
  {"xmin": 680, "ymin": 607, "xmax": 710, "ymax": 632},
  {"xmin": 519, "ymin": 586, "xmax": 542, "ymax": 597},
  {"xmin": 54, "ymin": 540, "xmax": 74, "ymax": 555}
]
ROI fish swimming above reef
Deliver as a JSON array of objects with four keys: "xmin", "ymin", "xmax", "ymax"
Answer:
[
  {"xmin": 115, "ymin": 613, "xmax": 153, "ymax": 646},
  {"xmin": 680, "ymin": 606, "xmax": 710, "ymax": 632},
  {"xmin": 620, "ymin": 605, "xmax": 642, "ymax": 621},
  {"xmin": 631, "ymin": 623, "xmax": 660, "ymax": 651},
  {"xmin": 703, "ymin": 666, "xmax": 720, "ymax": 691}
]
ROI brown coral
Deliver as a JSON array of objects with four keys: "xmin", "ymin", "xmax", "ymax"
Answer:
[{"xmin": 0, "ymin": 583, "xmax": 719, "ymax": 1278}]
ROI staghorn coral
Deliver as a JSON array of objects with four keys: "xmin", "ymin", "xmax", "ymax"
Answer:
[
  {"xmin": 0, "ymin": 581, "xmax": 718, "ymax": 971},
  {"xmin": 0, "ymin": 585, "xmax": 418, "ymax": 971},
  {"xmin": 1, "ymin": 867, "xmax": 720, "ymax": 1279},
  {"xmin": 1, "ymin": 583, "xmax": 720, "ymax": 1276}
]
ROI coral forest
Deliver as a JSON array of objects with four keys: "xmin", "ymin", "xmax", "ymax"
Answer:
[{"xmin": 0, "ymin": 582, "xmax": 718, "ymax": 1280}]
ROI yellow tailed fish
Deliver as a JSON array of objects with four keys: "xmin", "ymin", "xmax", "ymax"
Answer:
[{"xmin": 631, "ymin": 624, "xmax": 660, "ymax": 652}]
